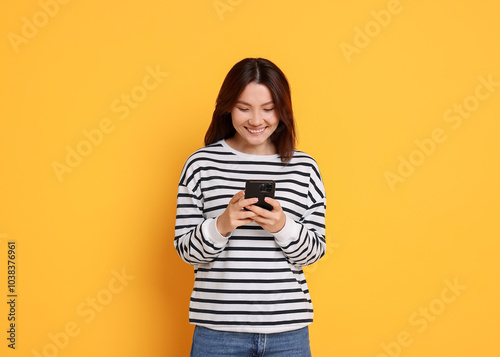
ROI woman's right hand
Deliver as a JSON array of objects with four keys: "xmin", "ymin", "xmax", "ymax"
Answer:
[{"xmin": 216, "ymin": 191, "xmax": 258, "ymax": 236}]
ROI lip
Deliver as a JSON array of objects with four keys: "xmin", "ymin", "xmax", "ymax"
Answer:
[{"xmin": 245, "ymin": 127, "xmax": 267, "ymax": 135}]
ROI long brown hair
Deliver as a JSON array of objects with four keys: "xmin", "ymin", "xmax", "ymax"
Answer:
[{"xmin": 204, "ymin": 58, "xmax": 296, "ymax": 162}]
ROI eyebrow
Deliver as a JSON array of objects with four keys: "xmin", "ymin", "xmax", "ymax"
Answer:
[{"xmin": 236, "ymin": 100, "xmax": 274, "ymax": 106}]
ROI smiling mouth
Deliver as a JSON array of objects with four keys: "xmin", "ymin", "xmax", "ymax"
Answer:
[{"xmin": 246, "ymin": 127, "xmax": 266, "ymax": 134}]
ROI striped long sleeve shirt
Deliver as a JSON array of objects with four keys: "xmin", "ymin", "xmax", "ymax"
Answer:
[{"xmin": 174, "ymin": 139, "xmax": 326, "ymax": 333}]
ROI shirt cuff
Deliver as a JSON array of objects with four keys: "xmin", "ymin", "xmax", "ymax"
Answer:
[
  {"xmin": 272, "ymin": 214, "xmax": 300, "ymax": 246},
  {"xmin": 201, "ymin": 217, "xmax": 231, "ymax": 247}
]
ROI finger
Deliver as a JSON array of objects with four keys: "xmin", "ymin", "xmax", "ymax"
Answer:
[
  {"xmin": 237, "ymin": 197, "xmax": 259, "ymax": 209},
  {"xmin": 237, "ymin": 210, "xmax": 258, "ymax": 220},
  {"xmin": 251, "ymin": 215, "xmax": 272, "ymax": 228},
  {"xmin": 264, "ymin": 197, "xmax": 281, "ymax": 210},
  {"xmin": 235, "ymin": 217, "xmax": 256, "ymax": 227},
  {"xmin": 229, "ymin": 191, "xmax": 245, "ymax": 204},
  {"xmin": 245, "ymin": 204, "xmax": 270, "ymax": 217},
  {"xmin": 250, "ymin": 215, "xmax": 268, "ymax": 224}
]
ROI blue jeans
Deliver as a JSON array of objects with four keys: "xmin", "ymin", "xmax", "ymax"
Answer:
[{"xmin": 190, "ymin": 325, "xmax": 312, "ymax": 357}]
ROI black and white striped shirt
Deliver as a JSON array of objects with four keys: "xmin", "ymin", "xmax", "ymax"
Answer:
[{"xmin": 174, "ymin": 139, "xmax": 326, "ymax": 333}]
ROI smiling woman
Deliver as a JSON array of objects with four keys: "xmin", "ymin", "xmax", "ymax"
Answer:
[
  {"xmin": 226, "ymin": 82, "xmax": 280, "ymax": 155},
  {"xmin": 174, "ymin": 58, "xmax": 327, "ymax": 357},
  {"xmin": 205, "ymin": 58, "xmax": 296, "ymax": 162}
]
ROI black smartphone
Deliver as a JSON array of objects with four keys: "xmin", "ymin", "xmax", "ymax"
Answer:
[{"xmin": 244, "ymin": 180, "xmax": 276, "ymax": 211}]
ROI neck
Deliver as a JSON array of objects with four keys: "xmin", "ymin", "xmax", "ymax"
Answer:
[{"xmin": 226, "ymin": 137, "xmax": 276, "ymax": 155}]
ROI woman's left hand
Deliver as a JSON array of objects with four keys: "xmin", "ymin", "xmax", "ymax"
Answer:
[{"xmin": 245, "ymin": 197, "xmax": 287, "ymax": 233}]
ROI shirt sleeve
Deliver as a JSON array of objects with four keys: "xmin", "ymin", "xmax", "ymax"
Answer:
[
  {"xmin": 173, "ymin": 159, "xmax": 230, "ymax": 265},
  {"xmin": 273, "ymin": 159, "xmax": 327, "ymax": 267}
]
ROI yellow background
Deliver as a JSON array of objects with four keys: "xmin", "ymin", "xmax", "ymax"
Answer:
[{"xmin": 1, "ymin": 0, "xmax": 499, "ymax": 356}]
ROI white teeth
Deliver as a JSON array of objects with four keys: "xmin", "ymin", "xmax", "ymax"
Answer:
[{"xmin": 248, "ymin": 127, "xmax": 265, "ymax": 134}]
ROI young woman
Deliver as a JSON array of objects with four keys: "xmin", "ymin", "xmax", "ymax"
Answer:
[{"xmin": 174, "ymin": 58, "xmax": 326, "ymax": 356}]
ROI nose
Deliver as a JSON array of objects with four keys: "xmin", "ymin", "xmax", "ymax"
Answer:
[{"xmin": 249, "ymin": 113, "xmax": 264, "ymax": 126}]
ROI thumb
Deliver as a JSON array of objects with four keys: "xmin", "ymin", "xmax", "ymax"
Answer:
[{"xmin": 229, "ymin": 190, "xmax": 245, "ymax": 204}]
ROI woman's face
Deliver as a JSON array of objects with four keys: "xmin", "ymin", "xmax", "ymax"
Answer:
[{"xmin": 229, "ymin": 82, "xmax": 279, "ymax": 154}]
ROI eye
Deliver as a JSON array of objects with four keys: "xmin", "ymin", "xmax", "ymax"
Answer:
[
  {"xmin": 237, "ymin": 107, "xmax": 249, "ymax": 112},
  {"xmin": 263, "ymin": 108, "xmax": 275, "ymax": 112}
]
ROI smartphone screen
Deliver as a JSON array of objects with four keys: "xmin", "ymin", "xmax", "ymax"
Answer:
[{"xmin": 244, "ymin": 180, "xmax": 275, "ymax": 211}]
